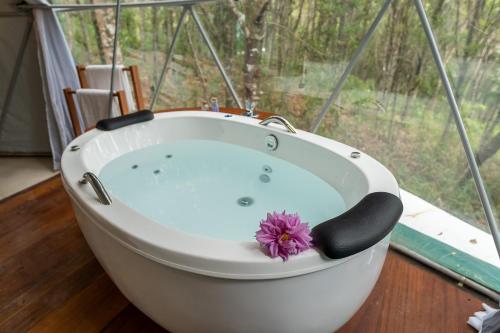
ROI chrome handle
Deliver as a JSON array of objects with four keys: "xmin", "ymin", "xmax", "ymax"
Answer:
[
  {"xmin": 79, "ymin": 172, "xmax": 112, "ymax": 205},
  {"xmin": 259, "ymin": 116, "xmax": 297, "ymax": 134}
]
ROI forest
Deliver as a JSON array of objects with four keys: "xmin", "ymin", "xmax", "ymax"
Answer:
[{"xmin": 55, "ymin": 0, "xmax": 499, "ymax": 232}]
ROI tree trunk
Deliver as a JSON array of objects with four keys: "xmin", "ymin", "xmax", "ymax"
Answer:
[
  {"xmin": 91, "ymin": 1, "xmax": 119, "ymax": 63},
  {"xmin": 228, "ymin": 0, "xmax": 270, "ymax": 104},
  {"xmin": 440, "ymin": 0, "xmax": 485, "ymax": 141},
  {"xmin": 90, "ymin": 0, "xmax": 106, "ymax": 63}
]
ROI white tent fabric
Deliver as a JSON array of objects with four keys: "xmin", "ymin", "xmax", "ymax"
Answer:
[
  {"xmin": 0, "ymin": 7, "xmax": 50, "ymax": 155},
  {"xmin": 28, "ymin": 0, "xmax": 83, "ymax": 169},
  {"xmin": 0, "ymin": 1, "xmax": 82, "ymax": 169}
]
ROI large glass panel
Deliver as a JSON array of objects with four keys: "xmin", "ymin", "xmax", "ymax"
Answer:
[
  {"xmin": 190, "ymin": 0, "xmax": 500, "ymax": 235},
  {"xmin": 57, "ymin": 0, "xmax": 499, "ymax": 266},
  {"xmin": 311, "ymin": 0, "xmax": 500, "ymax": 234}
]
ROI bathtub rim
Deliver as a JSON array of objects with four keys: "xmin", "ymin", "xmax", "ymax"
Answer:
[{"xmin": 61, "ymin": 111, "xmax": 400, "ymax": 280}]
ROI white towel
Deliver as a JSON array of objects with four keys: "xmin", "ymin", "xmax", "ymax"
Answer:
[
  {"xmin": 75, "ymin": 89, "xmax": 121, "ymax": 129},
  {"xmin": 468, "ymin": 303, "xmax": 500, "ymax": 333},
  {"xmin": 84, "ymin": 65, "xmax": 136, "ymax": 111}
]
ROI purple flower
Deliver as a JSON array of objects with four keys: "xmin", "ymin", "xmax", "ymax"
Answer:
[{"xmin": 255, "ymin": 211, "xmax": 313, "ymax": 261}]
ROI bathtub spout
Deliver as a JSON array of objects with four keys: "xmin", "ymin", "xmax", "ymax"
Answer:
[{"xmin": 259, "ymin": 116, "xmax": 297, "ymax": 134}]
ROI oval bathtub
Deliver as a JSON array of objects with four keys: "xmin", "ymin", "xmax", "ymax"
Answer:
[{"xmin": 61, "ymin": 111, "xmax": 401, "ymax": 333}]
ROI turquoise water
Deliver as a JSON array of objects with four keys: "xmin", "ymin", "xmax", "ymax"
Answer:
[{"xmin": 99, "ymin": 139, "xmax": 346, "ymax": 241}]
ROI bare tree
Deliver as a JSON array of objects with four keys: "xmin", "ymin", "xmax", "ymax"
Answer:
[
  {"xmin": 440, "ymin": 0, "xmax": 485, "ymax": 141},
  {"xmin": 91, "ymin": 0, "xmax": 121, "ymax": 63},
  {"xmin": 228, "ymin": 0, "xmax": 270, "ymax": 105}
]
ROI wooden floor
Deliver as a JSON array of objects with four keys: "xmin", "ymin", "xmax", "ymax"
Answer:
[{"xmin": 0, "ymin": 176, "xmax": 494, "ymax": 333}]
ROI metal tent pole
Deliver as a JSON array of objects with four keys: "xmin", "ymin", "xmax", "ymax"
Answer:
[
  {"xmin": 150, "ymin": 6, "xmax": 188, "ymax": 110},
  {"xmin": 21, "ymin": 0, "xmax": 215, "ymax": 12},
  {"xmin": 0, "ymin": 16, "xmax": 33, "ymax": 133},
  {"xmin": 190, "ymin": 6, "xmax": 243, "ymax": 109},
  {"xmin": 310, "ymin": 0, "xmax": 393, "ymax": 133},
  {"xmin": 108, "ymin": 0, "xmax": 122, "ymax": 115},
  {"xmin": 414, "ymin": 0, "xmax": 500, "ymax": 258}
]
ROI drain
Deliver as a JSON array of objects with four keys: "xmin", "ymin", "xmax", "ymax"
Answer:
[
  {"xmin": 259, "ymin": 174, "xmax": 271, "ymax": 183},
  {"xmin": 264, "ymin": 135, "xmax": 279, "ymax": 151},
  {"xmin": 153, "ymin": 169, "xmax": 161, "ymax": 174},
  {"xmin": 165, "ymin": 154, "xmax": 173, "ymax": 159},
  {"xmin": 237, "ymin": 197, "xmax": 254, "ymax": 207},
  {"xmin": 131, "ymin": 164, "xmax": 138, "ymax": 169},
  {"xmin": 262, "ymin": 165, "xmax": 272, "ymax": 173}
]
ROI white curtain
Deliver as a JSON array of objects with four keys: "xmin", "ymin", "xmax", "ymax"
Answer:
[{"xmin": 27, "ymin": 0, "xmax": 82, "ymax": 169}]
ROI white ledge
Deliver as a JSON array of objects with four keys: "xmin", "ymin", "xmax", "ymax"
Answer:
[{"xmin": 399, "ymin": 189, "xmax": 500, "ymax": 268}]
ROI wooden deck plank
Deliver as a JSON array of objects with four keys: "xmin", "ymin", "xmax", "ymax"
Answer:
[
  {"xmin": 338, "ymin": 250, "xmax": 488, "ymax": 333},
  {"xmin": 27, "ymin": 273, "xmax": 128, "ymax": 333},
  {"xmin": 102, "ymin": 304, "xmax": 165, "ymax": 333},
  {"xmin": 0, "ymin": 176, "xmax": 495, "ymax": 332},
  {"xmin": 0, "ymin": 222, "xmax": 90, "ymax": 308},
  {"xmin": 0, "ymin": 259, "xmax": 102, "ymax": 332},
  {"xmin": 0, "ymin": 176, "xmax": 61, "ymax": 216},
  {"xmin": 0, "ymin": 195, "xmax": 74, "ymax": 262}
]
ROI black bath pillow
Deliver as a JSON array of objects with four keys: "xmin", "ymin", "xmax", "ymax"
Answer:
[
  {"xmin": 311, "ymin": 192, "xmax": 403, "ymax": 259},
  {"xmin": 96, "ymin": 110, "xmax": 154, "ymax": 131}
]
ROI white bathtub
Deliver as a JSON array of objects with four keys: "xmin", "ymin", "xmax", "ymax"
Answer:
[{"xmin": 61, "ymin": 111, "xmax": 401, "ymax": 333}]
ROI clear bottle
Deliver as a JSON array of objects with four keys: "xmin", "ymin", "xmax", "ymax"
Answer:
[{"xmin": 210, "ymin": 97, "xmax": 220, "ymax": 112}]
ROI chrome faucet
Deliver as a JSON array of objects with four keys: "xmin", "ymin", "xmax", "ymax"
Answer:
[{"xmin": 243, "ymin": 100, "xmax": 258, "ymax": 118}]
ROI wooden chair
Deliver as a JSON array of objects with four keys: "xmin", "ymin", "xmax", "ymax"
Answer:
[
  {"xmin": 63, "ymin": 88, "xmax": 129, "ymax": 137},
  {"xmin": 76, "ymin": 65, "xmax": 145, "ymax": 111}
]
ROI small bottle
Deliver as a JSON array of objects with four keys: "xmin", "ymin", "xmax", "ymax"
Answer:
[{"xmin": 210, "ymin": 97, "xmax": 220, "ymax": 112}]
